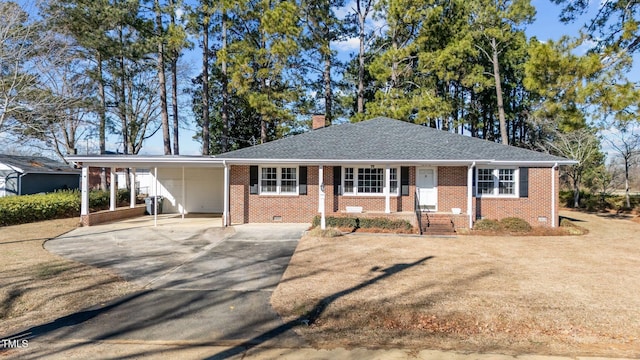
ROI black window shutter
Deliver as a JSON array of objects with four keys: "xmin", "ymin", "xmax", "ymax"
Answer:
[
  {"xmin": 333, "ymin": 166, "xmax": 342, "ymax": 195},
  {"xmin": 299, "ymin": 166, "xmax": 307, "ymax": 195},
  {"xmin": 250, "ymin": 166, "xmax": 258, "ymax": 194},
  {"xmin": 400, "ymin": 166, "xmax": 410, "ymax": 196},
  {"xmin": 519, "ymin": 167, "xmax": 529, "ymax": 198}
]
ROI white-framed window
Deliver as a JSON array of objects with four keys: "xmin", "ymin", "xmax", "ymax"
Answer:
[
  {"xmin": 259, "ymin": 166, "xmax": 298, "ymax": 195},
  {"xmin": 342, "ymin": 166, "xmax": 399, "ymax": 195},
  {"xmin": 390, "ymin": 168, "xmax": 398, "ymax": 194},
  {"xmin": 476, "ymin": 167, "xmax": 518, "ymax": 197},
  {"xmin": 344, "ymin": 167, "xmax": 354, "ymax": 193}
]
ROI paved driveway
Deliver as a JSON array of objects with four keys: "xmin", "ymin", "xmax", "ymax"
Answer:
[{"xmin": 40, "ymin": 217, "xmax": 307, "ymax": 347}]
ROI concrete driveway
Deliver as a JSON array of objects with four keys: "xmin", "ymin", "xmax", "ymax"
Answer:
[{"xmin": 40, "ymin": 216, "xmax": 308, "ymax": 347}]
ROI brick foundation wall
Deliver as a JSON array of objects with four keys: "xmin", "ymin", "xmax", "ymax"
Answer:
[
  {"xmin": 474, "ymin": 167, "xmax": 559, "ymax": 227},
  {"xmin": 80, "ymin": 205, "xmax": 146, "ymax": 226}
]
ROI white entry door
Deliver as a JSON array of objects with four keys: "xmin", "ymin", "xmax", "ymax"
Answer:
[{"xmin": 416, "ymin": 167, "xmax": 437, "ymax": 211}]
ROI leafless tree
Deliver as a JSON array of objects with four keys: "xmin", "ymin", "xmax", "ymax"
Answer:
[
  {"xmin": 606, "ymin": 125, "xmax": 640, "ymax": 208},
  {"xmin": 541, "ymin": 128, "xmax": 602, "ymax": 207}
]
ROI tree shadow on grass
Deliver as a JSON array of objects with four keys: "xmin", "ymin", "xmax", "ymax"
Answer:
[{"xmin": 204, "ymin": 256, "xmax": 435, "ymax": 360}]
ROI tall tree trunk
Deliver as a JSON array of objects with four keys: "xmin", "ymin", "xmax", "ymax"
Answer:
[
  {"xmin": 323, "ymin": 53, "xmax": 332, "ymax": 126},
  {"xmin": 491, "ymin": 38, "xmax": 508, "ymax": 145},
  {"xmin": 171, "ymin": 53, "xmax": 179, "ymax": 154},
  {"xmin": 118, "ymin": 28, "xmax": 129, "ymax": 155},
  {"xmin": 356, "ymin": 0, "xmax": 367, "ymax": 115},
  {"xmin": 201, "ymin": 18, "xmax": 210, "ymax": 155},
  {"xmin": 221, "ymin": 8, "xmax": 229, "ymax": 152},
  {"xmin": 97, "ymin": 52, "xmax": 107, "ymax": 191},
  {"xmin": 625, "ymin": 157, "xmax": 631, "ymax": 208},
  {"xmin": 170, "ymin": 0, "xmax": 179, "ymax": 155},
  {"xmin": 155, "ymin": 0, "xmax": 171, "ymax": 155}
]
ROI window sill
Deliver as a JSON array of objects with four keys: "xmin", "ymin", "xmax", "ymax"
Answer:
[{"xmin": 341, "ymin": 193, "xmax": 400, "ymax": 197}]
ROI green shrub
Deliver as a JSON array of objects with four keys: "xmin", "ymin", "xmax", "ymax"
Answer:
[
  {"xmin": 0, "ymin": 190, "xmax": 80, "ymax": 226},
  {"xmin": 473, "ymin": 219, "xmax": 502, "ymax": 231},
  {"xmin": 89, "ymin": 190, "xmax": 110, "ymax": 210},
  {"xmin": 311, "ymin": 215, "xmax": 413, "ymax": 231},
  {"xmin": 499, "ymin": 217, "xmax": 532, "ymax": 232}
]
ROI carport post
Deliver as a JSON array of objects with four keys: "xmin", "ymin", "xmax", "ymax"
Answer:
[
  {"xmin": 81, "ymin": 166, "xmax": 89, "ymax": 216},
  {"xmin": 154, "ymin": 167, "xmax": 158, "ymax": 227},
  {"xmin": 110, "ymin": 167, "xmax": 116, "ymax": 211},
  {"xmin": 223, "ymin": 162, "xmax": 229, "ymax": 226},
  {"xmin": 129, "ymin": 168, "xmax": 136, "ymax": 208},
  {"xmin": 181, "ymin": 166, "xmax": 185, "ymax": 220}
]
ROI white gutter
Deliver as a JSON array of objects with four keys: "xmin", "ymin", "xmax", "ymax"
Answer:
[{"xmin": 551, "ymin": 162, "xmax": 558, "ymax": 227}]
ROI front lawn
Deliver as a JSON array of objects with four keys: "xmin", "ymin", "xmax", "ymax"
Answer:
[{"xmin": 272, "ymin": 211, "xmax": 640, "ymax": 357}]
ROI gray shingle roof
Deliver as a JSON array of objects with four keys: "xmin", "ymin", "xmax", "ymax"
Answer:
[
  {"xmin": 0, "ymin": 154, "xmax": 79, "ymax": 174},
  {"xmin": 219, "ymin": 117, "xmax": 571, "ymax": 163}
]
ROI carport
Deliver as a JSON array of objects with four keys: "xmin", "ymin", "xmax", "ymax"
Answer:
[{"xmin": 66, "ymin": 156, "xmax": 229, "ymax": 226}]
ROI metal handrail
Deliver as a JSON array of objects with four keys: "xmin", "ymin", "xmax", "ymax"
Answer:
[{"xmin": 415, "ymin": 187, "xmax": 429, "ymax": 234}]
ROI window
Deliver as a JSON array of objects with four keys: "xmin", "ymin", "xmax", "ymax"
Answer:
[
  {"xmin": 261, "ymin": 167, "xmax": 277, "ymax": 193},
  {"xmin": 344, "ymin": 168, "xmax": 354, "ymax": 193},
  {"xmin": 477, "ymin": 168, "xmax": 494, "ymax": 195},
  {"xmin": 280, "ymin": 167, "xmax": 297, "ymax": 194},
  {"xmin": 358, "ymin": 168, "xmax": 384, "ymax": 193},
  {"xmin": 390, "ymin": 168, "xmax": 398, "ymax": 193},
  {"xmin": 476, "ymin": 168, "xmax": 518, "ymax": 197},
  {"xmin": 498, "ymin": 169, "xmax": 515, "ymax": 195},
  {"xmin": 342, "ymin": 167, "xmax": 399, "ymax": 195},
  {"xmin": 259, "ymin": 167, "xmax": 298, "ymax": 195}
]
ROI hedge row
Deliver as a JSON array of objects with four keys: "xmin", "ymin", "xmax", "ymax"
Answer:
[
  {"xmin": 311, "ymin": 215, "xmax": 413, "ymax": 231},
  {"xmin": 0, "ymin": 190, "xmax": 81, "ymax": 226},
  {"xmin": 0, "ymin": 189, "xmax": 135, "ymax": 227},
  {"xmin": 474, "ymin": 217, "xmax": 532, "ymax": 232}
]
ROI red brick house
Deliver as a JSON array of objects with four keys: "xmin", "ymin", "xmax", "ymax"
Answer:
[{"xmin": 67, "ymin": 117, "xmax": 575, "ymax": 231}]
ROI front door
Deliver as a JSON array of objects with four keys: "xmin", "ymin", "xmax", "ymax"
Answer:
[{"xmin": 416, "ymin": 167, "xmax": 437, "ymax": 211}]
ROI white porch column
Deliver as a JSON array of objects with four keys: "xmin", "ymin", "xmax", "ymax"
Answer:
[
  {"xmin": 81, "ymin": 166, "xmax": 89, "ymax": 216},
  {"xmin": 467, "ymin": 162, "xmax": 475, "ymax": 229},
  {"xmin": 109, "ymin": 167, "xmax": 116, "ymax": 211},
  {"xmin": 319, "ymin": 165, "xmax": 326, "ymax": 230},
  {"xmin": 384, "ymin": 165, "xmax": 391, "ymax": 214},
  {"xmin": 223, "ymin": 163, "xmax": 230, "ymax": 226},
  {"xmin": 129, "ymin": 168, "xmax": 136, "ymax": 208},
  {"xmin": 154, "ymin": 167, "xmax": 158, "ymax": 227},
  {"xmin": 181, "ymin": 167, "xmax": 185, "ymax": 220}
]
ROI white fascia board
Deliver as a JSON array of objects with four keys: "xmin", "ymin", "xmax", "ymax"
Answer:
[
  {"xmin": 221, "ymin": 158, "xmax": 489, "ymax": 166},
  {"xmin": 487, "ymin": 160, "xmax": 578, "ymax": 166},
  {"xmin": 65, "ymin": 156, "xmax": 225, "ymax": 168}
]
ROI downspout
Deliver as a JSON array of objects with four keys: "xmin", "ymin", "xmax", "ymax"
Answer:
[
  {"xmin": 467, "ymin": 162, "xmax": 475, "ymax": 229},
  {"xmin": 551, "ymin": 162, "xmax": 558, "ymax": 227}
]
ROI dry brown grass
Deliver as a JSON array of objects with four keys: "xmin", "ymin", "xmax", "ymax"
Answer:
[
  {"xmin": 272, "ymin": 210, "xmax": 640, "ymax": 357},
  {"xmin": 0, "ymin": 218, "xmax": 137, "ymax": 336}
]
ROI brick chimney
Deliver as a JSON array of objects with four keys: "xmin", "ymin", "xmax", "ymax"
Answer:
[{"xmin": 312, "ymin": 114, "xmax": 326, "ymax": 130}]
